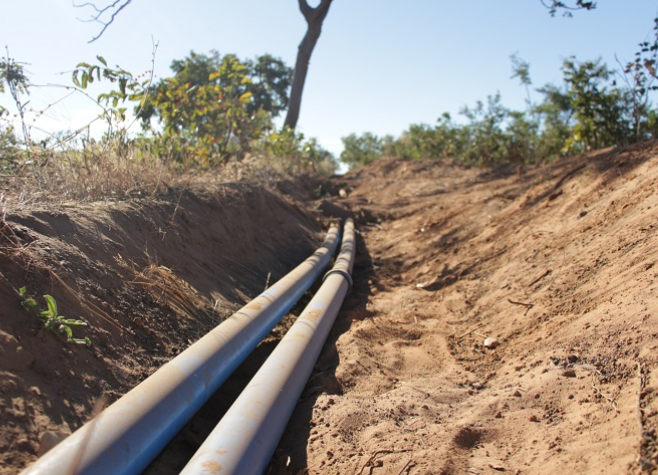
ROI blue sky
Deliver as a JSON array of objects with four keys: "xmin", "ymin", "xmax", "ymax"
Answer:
[{"xmin": 1, "ymin": 1, "xmax": 657, "ymax": 156}]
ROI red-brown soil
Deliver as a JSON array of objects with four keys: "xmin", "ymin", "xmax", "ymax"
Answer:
[
  {"xmin": 0, "ymin": 180, "xmax": 323, "ymax": 473},
  {"xmin": 2, "ymin": 143, "xmax": 658, "ymax": 474}
]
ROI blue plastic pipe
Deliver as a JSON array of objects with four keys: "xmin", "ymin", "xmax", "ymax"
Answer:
[
  {"xmin": 179, "ymin": 219, "xmax": 355, "ymax": 475},
  {"xmin": 20, "ymin": 225, "xmax": 340, "ymax": 475}
]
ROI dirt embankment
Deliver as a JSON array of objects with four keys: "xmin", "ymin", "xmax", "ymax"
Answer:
[
  {"xmin": 276, "ymin": 143, "xmax": 658, "ymax": 474},
  {"xmin": 2, "ymin": 143, "xmax": 658, "ymax": 475},
  {"xmin": 0, "ymin": 182, "xmax": 322, "ymax": 474}
]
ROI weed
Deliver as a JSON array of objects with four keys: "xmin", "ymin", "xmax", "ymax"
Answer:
[{"xmin": 19, "ymin": 287, "xmax": 92, "ymax": 346}]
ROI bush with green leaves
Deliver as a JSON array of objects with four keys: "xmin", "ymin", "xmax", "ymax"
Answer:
[
  {"xmin": 392, "ymin": 115, "xmax": 459, "ymax": 161},
  {"xmin": 0, "ymin": 122, "xmax": 21, "ymax": 169},
  {"xmin": 253, "ymin": 126, "xmax": 337, "ymax": 175},
  {"xmin": 19, "ymin": 287, "xmax": 91, "ymax": 346},
  {"xmin": 340, "ymin": 132, "xmax": 386, "ymax": 169},
  {"xmin": 0, "ymin": 51, "xmax": 31, "ymax": 148},
  {"xmin": 340, "ymin": 56, "xmax": 656, "ymax": 170},
  {"xmin": 72, "ymin": 51, "xmax": 294, "ymax": 166}
]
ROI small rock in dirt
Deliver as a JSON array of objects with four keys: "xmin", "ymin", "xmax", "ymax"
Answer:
[
  {"xmin": 513, "ymin": 390, "xmax": 523, "ymax": 397},
  {"xmin": 529, "ymin": 414, "xmax": 539, "ymax": 422},
  {"xmin": 416, "ymin": 278, "xmax": 439, "ymax": 290},
  {"xmin": 484, "ymin": 337, "xmax": 500, "ymax": 349},
  {"xmin": 338, "ymin": 189, "xmax": 348, "ymax": 198},
  {"xmin": 488, "ymin": 463, "xmax": 506, "ymax": 472},
  {"xmin": 38, "ymin": 430, "xmax": 70, "ymax": 457},
  {"xmin": 578, "ymin": 210, "xmax": 588, "ymax": 218},
  {"xmin": 562, "ymin": 369, "xmax": 577, "ymax": 378}
]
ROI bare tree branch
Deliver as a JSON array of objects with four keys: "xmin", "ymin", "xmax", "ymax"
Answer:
[
  {"xmin": 298, "ymin": 0, "xmax": 332, "ymax": 25},
  {"xmin": 73, "ymin": 0, "xmax": 133, "ymax": 43},
  {"xmin": 285, "ymin": 0, "xmax": 333, "ymax": 129},
  {"xmin": 298, "ymin": 0, "xmax": 314, "ymax": 20}
]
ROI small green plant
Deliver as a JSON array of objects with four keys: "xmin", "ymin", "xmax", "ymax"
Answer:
[{"xmin": 19, "ymin": 287, "xmax": 92, "ymax": 346}]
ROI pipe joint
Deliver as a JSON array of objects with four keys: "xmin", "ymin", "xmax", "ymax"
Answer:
[{"xmin": 323, "ymin": 268, "xmax": 353, "ymax": 292}]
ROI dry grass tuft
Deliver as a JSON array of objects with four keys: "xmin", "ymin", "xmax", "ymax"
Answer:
[
  {"xmin": 0, "ymin": 138, "xmax": 320, "ymax": 212},
  {"xmin": 129, "ymin": 260, "xmax": 217, "ymax": 322},
  {"xmin": 1, "ymin": 138, "xmax": 184, "ymax": 204}
]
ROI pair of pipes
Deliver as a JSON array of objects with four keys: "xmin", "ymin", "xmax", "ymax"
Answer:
[{"xmin": 22, "ymin": 219, "xmax": 355, "ymax": 475}]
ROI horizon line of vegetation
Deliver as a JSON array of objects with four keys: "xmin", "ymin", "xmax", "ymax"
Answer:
[{"xmin": 1, "ymin": 45, "xmax": 657, "ymax": 183}]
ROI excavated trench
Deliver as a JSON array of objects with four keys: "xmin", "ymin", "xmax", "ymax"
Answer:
[
  {"xmin": 5, "ymin": 142, "xmax": 658, "ymax": 475},
  {"xmin": 0, "ymin": 181, "xmax": 346, "ymax": 474}
]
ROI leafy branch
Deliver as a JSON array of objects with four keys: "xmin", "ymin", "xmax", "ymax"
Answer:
[
  {"xmin": 541, "ymin": 0, "xmax": 596, "ymax": 17},
  {"xmin": 1, "ymin": 47, "xmax": 31, "ymax": 149}
]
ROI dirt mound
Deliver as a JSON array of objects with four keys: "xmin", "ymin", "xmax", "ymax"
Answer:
[
  {"xmin": 0, "ymin": 183, "xmax": 322, "ymax": 474},
  {"xmin": 275, "ymin": 142, "xmax": 658, "ymax": 474}
]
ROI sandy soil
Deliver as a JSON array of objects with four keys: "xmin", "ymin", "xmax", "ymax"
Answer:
[
  {"xmin": 2, "ymin": 143, "xmax": 658, "ymax": 474},
  {"xmin": 277, "ymin": 143, "xmax": 658, "ymax": 474}
]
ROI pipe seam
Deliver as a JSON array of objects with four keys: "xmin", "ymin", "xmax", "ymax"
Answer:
[{"xmin": 323, "ymin": 268, "xmax": 353, "ymax": 292}]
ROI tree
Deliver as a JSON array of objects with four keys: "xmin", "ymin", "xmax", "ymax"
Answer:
[
  {"xmin": 135, "ymin": 51, "xmax": 292, "ymax": 163},
  {"xmin": 74, "ymin": 0, "xmax": 333, "ymax": 130},
  {"xmin": 284, "ymin": 0, "xmax": 333, "ymax": 130},
  {"xmin": 76, "ymin": 0, "xmax": 656, "ymax": 140},
  {"xmin": 460, "ymin": 93, "xmax": 510, "ymax": 165},
  {"xmin": 559, "ymin": 58, "xmax": 633, "ymax": 150},
  {"xmin": 340, "ymin": 132, "xmax": 384, "ymax": 169},
  {"xmin": 75, "ymin": 0, "xmax": 333, "ymax": 131},
  {"xmin": 140, "ymin": 51, "xmax": 292, "ymax": 121},
  {"xmin": 72, "ymin": 51, "xmax": 292, "ymax": 164},
  {"xmin": 255, "ymin": 127, "xmax": 337, "ymax": 175}
]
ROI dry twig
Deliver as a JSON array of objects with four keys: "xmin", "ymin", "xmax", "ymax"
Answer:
[
  {"xmin": 591, "ymin": 375, "xmax": 621, "ymax": 413},
  {"xmin": 357, "ymin": 449, "xmax": 411, "ymax": 475},
  {"xmin": 528, "ymin": 269, "xmax": 551, "ymax": 287},
  {"xmin": 508, "ymin": 298, "xmax": 534, "ymax": 316},
  {"xmin": 458, "ymin": 326, "xmax": 488, "ymax": 339},
  {"xmin": 395, "ymin": 459, "xmax": 414, "ymax": 475},
  {"xmin": 508, "ymin": 298, "xmax": 534, "ymax": 309}
]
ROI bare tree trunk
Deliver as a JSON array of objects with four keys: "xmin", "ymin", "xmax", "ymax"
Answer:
[{"xmin": 284, "ymin": 0, "xmax": 333, "ymax": 130}]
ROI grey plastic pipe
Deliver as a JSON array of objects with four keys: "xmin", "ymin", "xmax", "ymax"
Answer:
[
  {"xmin": 20, "ymin": 225, "xmax": 340, "ymax": 475},
  {"xmin": 179, "ymin": 218, "xmax": 355, "ymax": 475}
]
